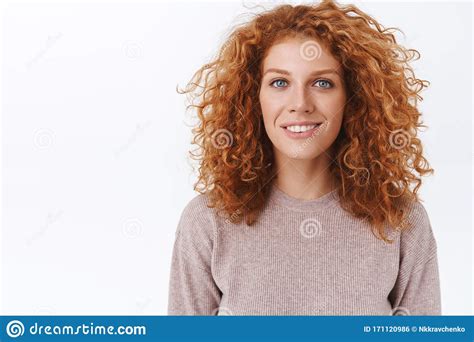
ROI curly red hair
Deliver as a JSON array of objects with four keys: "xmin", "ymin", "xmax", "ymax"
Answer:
[{"xmin": 178, "ymin": 0, "xmax": 433, "ymax": 243}]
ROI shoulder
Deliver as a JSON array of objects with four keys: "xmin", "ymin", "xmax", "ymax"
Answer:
[
  {"xmin": 401, "ymin": 200, "xmax": 433, "ymax": 241},
  {"xmin": 175, "ymin": 193, "xmax": 218, "ymax": 247},
  {"xmin": 399, "ymin": 200, "xmax": 438, "ymax": 266},
  {"xmin": 404, "ymin": 199, "xmax": 430, "ymax": 227},
  {"xmin": 180, "ymin": 193, "xmax": 213, "ymax": 220}
]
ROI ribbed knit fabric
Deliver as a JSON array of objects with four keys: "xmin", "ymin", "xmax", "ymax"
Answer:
[{"xmin": 168, "ymin": 183, "xmax": 441, "ymax": 316}]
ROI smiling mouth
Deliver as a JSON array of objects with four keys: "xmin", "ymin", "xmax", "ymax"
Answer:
[
  {"xmin": 281, "ymin": 121, "xmax": 328, "ymax": 139},
  {"xmin": 283, "ymin": 123, "xmax": 322, "ymax": 133}
]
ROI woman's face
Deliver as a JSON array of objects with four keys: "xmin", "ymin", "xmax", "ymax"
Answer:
[{"xmin": 259, "ymin": 37, "xmax": 347, "ymax": 161}]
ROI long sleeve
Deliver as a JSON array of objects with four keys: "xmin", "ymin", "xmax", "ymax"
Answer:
[
  {"xmin": 167, "ymin": 195, "xmax": 222, "ymax": 315},
  {"xmin": 388, "ymin": 202, "xmax": 442, "ymax": 315}
]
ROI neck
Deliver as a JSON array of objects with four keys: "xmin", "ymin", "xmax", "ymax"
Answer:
[{"xmin": 273, "ymin": 149, "xmax": 336, "ymax": 200}]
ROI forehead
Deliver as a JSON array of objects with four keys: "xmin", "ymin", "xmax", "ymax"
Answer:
[{"xmin": 261, "ymin": 38, "xmax": 342, "ymax": 75}]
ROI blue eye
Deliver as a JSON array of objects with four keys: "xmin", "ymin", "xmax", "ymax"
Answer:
[
  {"xmin": 269, "ymin": 78, "xmax": 334, "ymax": 89},
  {"xmin": 315, "ymin": 79, "xmax": 333, "ymax": 88},
  {"xmin": 270, "ymin": 79, "xmax": 288, "ymax": 88}
]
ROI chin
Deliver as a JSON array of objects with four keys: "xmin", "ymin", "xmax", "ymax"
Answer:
[{"xmin": 285, "ymin": 148, "xmax": 325, "ymax": 160}]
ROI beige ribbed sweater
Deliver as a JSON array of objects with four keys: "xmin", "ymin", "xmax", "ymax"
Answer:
[{"xmin": 168, "ymin": 183, "xmax": 441, "ymax": 315}]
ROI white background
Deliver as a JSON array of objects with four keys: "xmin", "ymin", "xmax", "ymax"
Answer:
[{"xmin": 0, "ymin": 0, "xmax": 472, "ymax": 315}]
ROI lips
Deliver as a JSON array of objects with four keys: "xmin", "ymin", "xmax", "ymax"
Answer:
[
  {"xmin": 280, "ymin": 121, "xmax": 324, "ymax": 128},
  {"xmin": 284, "ymin": 123, "xmax": 321, "ymax": 133},
  {"xmin": 281, "ymin": 122, "xmax": 326, "ymax": 139}
]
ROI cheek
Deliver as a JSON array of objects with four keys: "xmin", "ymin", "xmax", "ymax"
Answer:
[
  {"xmin": 259, "ymin": 91, "xmax": 279, "ymax": 125},
  {"xmin": 321, "ymin": 92, "xmax": 346, "ymax": 113},
  {"xmin": 260, "ymin": 100, "xmax": 283, "ymax": 147}
]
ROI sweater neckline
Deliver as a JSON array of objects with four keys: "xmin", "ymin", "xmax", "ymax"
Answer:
[{"xmin": 268, "ymin": 183, "xmax": 340, "ymax": 212}]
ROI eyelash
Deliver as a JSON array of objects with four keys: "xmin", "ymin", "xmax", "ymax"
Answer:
[{"xmin": 269, "ymin": 78, "xmax": 334, "ymax": 89}]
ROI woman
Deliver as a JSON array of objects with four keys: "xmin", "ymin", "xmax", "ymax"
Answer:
[{"xmin": 168, "ymin": 0, "xmax": 441, "ymax": 315}]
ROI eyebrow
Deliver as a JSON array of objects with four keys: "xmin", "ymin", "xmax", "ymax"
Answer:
[{"xmin": 262, "ymin": 68, "xmax": 341, "ymax": 77}]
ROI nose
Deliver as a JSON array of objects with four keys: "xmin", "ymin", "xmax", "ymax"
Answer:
[{"xmin": 288, "ymin": 85, "xmax": 315, "ymax": 114}]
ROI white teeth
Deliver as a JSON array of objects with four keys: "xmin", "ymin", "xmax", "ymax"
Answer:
[{"xmin": 286, "ymin": 124, "xmax": 317, "ymax": 133}]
